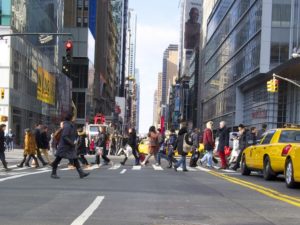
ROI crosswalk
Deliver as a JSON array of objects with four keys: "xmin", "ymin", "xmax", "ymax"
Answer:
[{"xmin": 0, "ymin": 163, "xmax": 242, "ymax": 181}]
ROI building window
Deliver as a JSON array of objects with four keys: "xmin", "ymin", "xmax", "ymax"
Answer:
[
  {"xmin": 84, "ymin": 0, "xmax": 89, "ymax": 9},
  {"xmin": 83, "ymin": 17, "xmax": 88, "ymax": 27},
  {"xmin": 77, "ymin": 17, "xmax": 82, "ymax": 26},
  {"xmin": 77, "ymin": 0, "xmax": 83, "ymax": 8}
]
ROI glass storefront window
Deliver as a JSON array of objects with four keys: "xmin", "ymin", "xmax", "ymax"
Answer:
[{"xmin": 0, "ymin": 0, "xmax": 11, "ymax": 25}]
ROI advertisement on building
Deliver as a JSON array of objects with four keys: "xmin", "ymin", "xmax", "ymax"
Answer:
[
  {"xmin": 115, "ymin": 96, "xmax": 126, "ymax": 121},
  {"xmin": 184, "ymin": 0, "xmax": 201, "ymax": 50},
  {"xmin": 37, "ymin": 67, "xmax": 56, "ymax": 105}
]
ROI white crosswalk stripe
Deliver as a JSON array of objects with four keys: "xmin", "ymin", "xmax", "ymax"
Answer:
[
  {"xmin": 152, "ymin": 165, "xmax": 163, "ymax": 170},
  {"xmin": 109, "ymin": 164, "xmax": 121, "ymax": 170},
  {"xmin": 132, "ymin": 165, "xmax": 141, "ymax": 170}
]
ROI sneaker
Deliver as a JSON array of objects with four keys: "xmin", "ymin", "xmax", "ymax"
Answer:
[
  {"xmin": 17, "ymin": 164, "xmax": 23, "ymax": 168},
  {"xmin": 120, "ymin": 162, "xmax": 125, "ymax": 166}
]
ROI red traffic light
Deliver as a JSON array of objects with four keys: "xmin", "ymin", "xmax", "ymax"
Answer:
[{"xmin": 65, "ymin": 40, "xmax": 73, "ymax": 49}]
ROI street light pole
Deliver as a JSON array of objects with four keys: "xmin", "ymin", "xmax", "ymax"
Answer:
[{"xmin": 273, "ymin": 73, "xmax": 300, "ymax": 88}]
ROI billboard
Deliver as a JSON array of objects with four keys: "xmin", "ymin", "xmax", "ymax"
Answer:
[
  {"xmin": 37, "ymin": 67, "xmax": 56, "ymax": 105},
  {"xmin": 184, "ymin": 0, "xmax": 201, "ymax": 50}
]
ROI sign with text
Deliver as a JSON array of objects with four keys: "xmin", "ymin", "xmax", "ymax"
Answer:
[{"xmin": 37, "ymin": 67, "xmax": 56, "ymax": 105}]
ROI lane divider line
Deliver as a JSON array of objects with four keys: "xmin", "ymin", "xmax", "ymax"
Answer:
[
  {"xmin": 120, "ymin": 169, "xmax": 127, "ymax": 174},
  {"xmin": 208, "ymin": 170, "xmax": 300, "ymax": 207},
  {"xmin": 70, "ymin": 196, "xmax": 105, "ymax": 225}
]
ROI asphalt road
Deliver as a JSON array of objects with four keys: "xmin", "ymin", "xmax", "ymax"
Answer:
[{"xmin": 0, "ymin": 150, "xmax": 300, "ymax": 225}]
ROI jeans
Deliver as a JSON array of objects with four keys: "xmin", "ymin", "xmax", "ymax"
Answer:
[
  {"xmin": 175, "ymin": 155, "xmax": 186, "ymax": 170},
  {"xmin": 157, "ymin": 151, "xmax": 168, "ymax": 164},
  {"xmin": 201, "ymin": 151, "xmax": 213, "ymax": 167},
  {"xmin": 0, "ymin": 150, "xmax": 7, "ymax": 168}
]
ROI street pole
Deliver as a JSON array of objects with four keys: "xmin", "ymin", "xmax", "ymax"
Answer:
[{"xmin": 273, "ymin": 73, "xmax": 300, "ymax": 88}]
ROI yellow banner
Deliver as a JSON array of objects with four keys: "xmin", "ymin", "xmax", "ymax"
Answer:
[{"xmin": 37, "ymin": 67, "xmax": 56, "ymax": 105}]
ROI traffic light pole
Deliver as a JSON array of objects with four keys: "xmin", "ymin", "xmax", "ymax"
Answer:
[{"xmin": 273, "ymin": 73, "xmax": 300, "ymax": 88}]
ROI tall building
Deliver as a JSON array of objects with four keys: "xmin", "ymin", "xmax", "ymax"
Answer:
[
  {"xmin": 0, "ymin": 0, "xmax": 72, "ymax": 144},
  {"xmin": 135, "ymin": 69, "xmax": 140, "ymax": 133},
  {"xmin": 95, "ymin": 0, "xmax": 119, "ymax": 116},
  {"xmin": 153, "ymin": 72, "xmax": 163, "ymax": 127},
  {"xmin": 153, "ymin": 90, "xmax": 158, "ymax": 127},
  {"xmin": 200, "ymin": 0, "xmax": 300, "ymax": 130},
  {"xmin": 62, "ymin": 0, "xmax": 96, "ymax": 125},
  {"xmin": 179, "ymin": 0, "xmax": 203, "ymax": 78},
  {"xmin": 127, "ymin": 9, "xmax": 137, "ymax": 79}
]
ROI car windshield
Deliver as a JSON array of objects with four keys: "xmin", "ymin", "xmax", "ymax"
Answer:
[{"xmin": 279, "ymin": 130, "xmax": 300, "ymax": 143}]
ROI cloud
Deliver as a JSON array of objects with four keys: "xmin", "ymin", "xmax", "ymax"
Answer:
[{"xmin": 136, "ymin": 24, "xmax": 179, "ymax": 133}]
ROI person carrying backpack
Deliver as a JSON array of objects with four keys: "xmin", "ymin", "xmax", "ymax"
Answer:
[{"xmin": 166, "ymin": 128, "xmax": 178, "ymax": 168}]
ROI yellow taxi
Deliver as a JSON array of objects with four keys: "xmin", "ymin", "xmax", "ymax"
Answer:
[
  {"xmin": 241, "ymin": 128, "xmax": 300, "ymax": 180},
  {"xmin": 284, "ymin": 141, "xmax": 300, "ymax": 188}
]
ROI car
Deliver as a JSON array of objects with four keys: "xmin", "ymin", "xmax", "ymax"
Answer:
[
  {"xmin": 241, "ymin": 128, "xmax": 300, "ymax": 180},
  {"xmin": 284, "ymin": 138, "xmax": 300, "ymax": 188}
]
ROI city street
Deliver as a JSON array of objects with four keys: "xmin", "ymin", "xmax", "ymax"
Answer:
[{"xmin": 0, "ymin": 150, "xmax": 300, "ymax": 225}]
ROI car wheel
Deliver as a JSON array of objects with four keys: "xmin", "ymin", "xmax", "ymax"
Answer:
[
  {"xmin": 285, "ymin": 159, "xmax": 297, "ymax": 188},
  {"xmin": 263, "ymin": 156, "xmax": 275, "ymax": 180},
  {"xmin": 241, "ymin": 156, "xmax": 251, "ymax": 176}
]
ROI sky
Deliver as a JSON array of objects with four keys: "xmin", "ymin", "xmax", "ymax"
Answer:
[{"xmin": 129, "ymin": 0, "xmax": 180, "ymax": 134}]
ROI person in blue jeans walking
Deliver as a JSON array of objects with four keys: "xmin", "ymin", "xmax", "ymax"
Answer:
[
  {"xmin": 174, "ymin": 123, "xmax": 193, "ymax": 172},
  {"xmin": 199, "ymin": 121, "xmax": 214, "ymax": 168}
]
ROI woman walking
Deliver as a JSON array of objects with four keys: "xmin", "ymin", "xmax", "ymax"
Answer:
[
  {"xmin": 51, "ymin": 113, "xmax": 89, "ymax": 179},
  {"xmin": 17, "ymin": 129, "xmax": 39, "ymax": 168},
  {"xmin": 141, "ymin": 126, "xmax": 159, "ymax": 166}
]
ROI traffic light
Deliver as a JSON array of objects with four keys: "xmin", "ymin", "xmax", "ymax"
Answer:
[
  {"xmin": 273, "ymin": 78, "xmax": 279, "ymax": 92},
  {"xmin": 267, "ymin": 80, "xmax": 274, "ymax": 92},
  {"xmin": 0, "ymin": 116, "xmax": 8, "ymax": 122},
  {"xmin": 267, "ymin": 78, "xmax": 279, "ymax": 93},
  {"xmin": 65, "ymin": 40, "xmax": 73, "ymax": 62},
  {"xmin": 0, "ymin": 88, "xmax": 4, "ymax": 99}
]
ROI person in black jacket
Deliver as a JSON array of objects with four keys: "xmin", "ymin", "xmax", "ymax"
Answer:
[
  {"xmin": 216, "ymin": 121, "xmax": 229, "ymax": 169},
  {"xmin": 0, "ymin": 124, "xmax": 10, "ymax": 171},
  {"xmin": 95, "ymin": 126, "xmax": 112, "ymax": 167},
  {"xmin": 231, "ymin": 124, "xmax": 249, "ymax": 171},
  {"xmin": 120, "ymin": 128, "xmax": 139, "ymax": 165},
  {"xmin": 40, "ymin": 125, "xmax": 51, "ymax": 164},
  {"xmin": 174, "ymin": 123, "xmax": 193, "ymax": 172},
  {"xmin": 51, "ymin": 113, "xmax": 89, "ymax": 179},
  {"xmin": 75, "ymin": 127, "xmax": 90, "ymax": 168},
  {"xmin": 33, "ymin": 123, "xmax": 48, "ymax": 166}
]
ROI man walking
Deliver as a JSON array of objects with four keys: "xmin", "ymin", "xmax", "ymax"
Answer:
[{"xmin": 34, "ymin": 124, "xmax": 48, "ymax": 166}]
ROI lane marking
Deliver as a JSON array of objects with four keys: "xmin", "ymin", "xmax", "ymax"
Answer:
[
  {"xmin": 109, "ymin": 164, "xmax": 121, "ymax": 170},
  {"xmin": 152, "ymin": 165, "xmax": 163, "ymax": 171},
  {"xmin": 84, "ymin": 165, "xmax": 100, "ymax": 170},
  {"xmin": 14, "ymin": 167, "xmax": 29, "ymax": 171},
  {"xmin": 208, "ymin": 170, "xmax": 300, "ymax": 207},
  {"xmin": 120, "ymin": 169, "xmax": 127, "ymax": 174},
  {"xmin": 132, "ymin": 165, "xmax": 141, "ymax": 170},
  {"xmin": 70, "ymin": 196, "xmax": 104, "ymax": 225},
  {"xmin": 0, "ymin": 170, "xmax": 50, "ymax": 183}
]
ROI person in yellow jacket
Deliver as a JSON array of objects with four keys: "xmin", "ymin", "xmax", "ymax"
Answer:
[{"xmin": 17, "ymin": 128, "xmax": 39, "ymax": 168}]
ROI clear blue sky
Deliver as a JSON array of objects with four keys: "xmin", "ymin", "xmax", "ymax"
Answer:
[{"xmin": 129, "ymin": 0, "xmax": 180, "ymax": 133}]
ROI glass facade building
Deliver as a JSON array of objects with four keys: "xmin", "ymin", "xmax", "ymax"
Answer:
[
  {"xmin": 202, "ymin": 0, "xmax": 300, "ymax": 129},
  {"xmin": 0, "ymin": 0, "xmax": 72, "ymax": 144}
]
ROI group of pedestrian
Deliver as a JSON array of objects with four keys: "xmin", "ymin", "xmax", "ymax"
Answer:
[{"xmin": 137, "ymin": 121, "xmax": 268, "ymax": 172}]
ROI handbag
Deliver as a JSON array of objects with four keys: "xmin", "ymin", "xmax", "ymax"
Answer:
[
  {"xmin": 224, "ymin": 146, "xmax": 231, "ymax": 157},
  {"xmin": 183, "ymin": 134, "xmax": 192, "ymax": 153}
]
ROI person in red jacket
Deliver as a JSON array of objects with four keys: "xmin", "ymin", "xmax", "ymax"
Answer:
[{"xmin": 199, "ymin": 121, "xmax": 214, "ymax": 168}]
